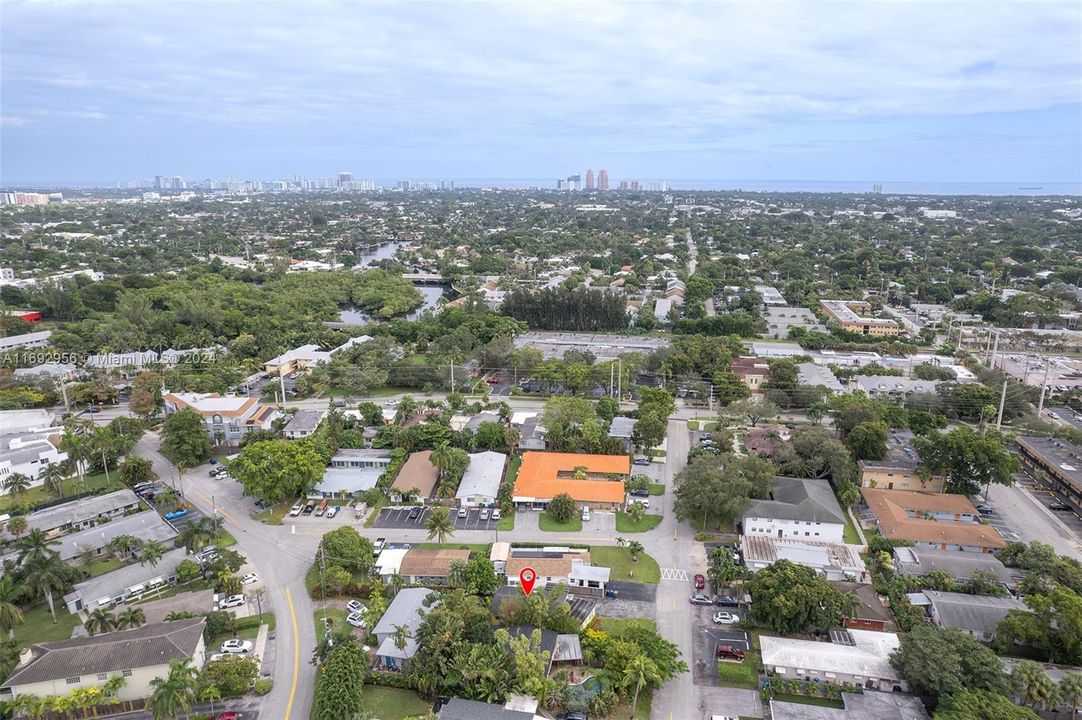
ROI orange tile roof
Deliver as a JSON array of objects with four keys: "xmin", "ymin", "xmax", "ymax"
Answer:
[
  {"xmin": 861, "ymin": 488, "xmax": 1006, "ymax": 549},
  {"xmin": 513, "ymin": 452, "xmax": 630, "ymax": 503}
]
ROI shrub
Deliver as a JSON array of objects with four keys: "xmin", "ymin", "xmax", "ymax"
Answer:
[{"xmin": 253, "ymin": 678, "xmax": 273, "ymax": 696}]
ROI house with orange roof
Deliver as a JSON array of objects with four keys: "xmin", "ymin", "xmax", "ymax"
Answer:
[
  {"xmin": 860, "ymin": 487, "xmax": 1006, "ymax": 554},
  {"xmin": 163, "ymin": 392, "xmax": 277, "ymax": 445},
  {"xmin": 512, "ymin": 451, "xmax": 630, "ymax": 510}
]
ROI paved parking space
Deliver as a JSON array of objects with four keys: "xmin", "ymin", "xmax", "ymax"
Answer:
[
  {"xmin": 452, "ymin": 507, "xmax": 501, "ymax": 531},
  {"xmin": 606, "ymin": 580, "xmax": 657, "ymax": 603},
  {"xmin": 692, "ymin": 608, "xmax": 751, "ymax": 686},
  {"xmin": 371, "ymin": 505, "xmax": 501, "ymax": 531}
]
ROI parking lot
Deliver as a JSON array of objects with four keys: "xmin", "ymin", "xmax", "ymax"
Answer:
[
  {"xmin": 692, "ymin": 607, "xmax": 751, "ymax": 687},
  {"xmin": 1015, "ymin": 472, "xmax": 1082, "ymax": 538},
  {"xmin": 372, "ymin": 505, "xmax": 501, "ymax": 531}
]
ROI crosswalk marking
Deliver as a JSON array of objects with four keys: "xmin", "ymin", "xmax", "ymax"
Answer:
[{"xmin": 661, "ymin": 568, "xmax": 689, "ymax": 582}]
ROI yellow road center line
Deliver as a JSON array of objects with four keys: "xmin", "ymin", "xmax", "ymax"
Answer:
[{"xmin": 285, "ymin": 587, "xmax": 300, "ymax": 720}]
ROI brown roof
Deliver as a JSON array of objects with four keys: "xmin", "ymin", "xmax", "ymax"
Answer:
[
  {"xmin": 861, "ymin": 488, "xmax": 1006, "ymax": 549},
  {"xmin": 398, "ymin": 548, "xmax": 471, "ymax": 578},
  {"xmin": 505, "ymin": 550, "xmax": 592, "ymax": 580},
  {"xmin": 3, "ymin": 618, "xmax": 205, "ymax": 687},
  {"xmin": 830, "ymin": 581, "xmax": 894, "ymax": 625},
  {"xmin": 392, "ymin": 450, "xmax": 439, "ymax": 497}
]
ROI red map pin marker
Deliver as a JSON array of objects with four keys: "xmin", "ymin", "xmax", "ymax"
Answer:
[{"xmin": 519, "ymin": 567, "xmax": 537, "ymax": 596}]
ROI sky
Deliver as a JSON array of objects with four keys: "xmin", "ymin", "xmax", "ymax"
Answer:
[{"xmin": 2, "ymin": 0, "xmax": 1080, "ymax": 185}]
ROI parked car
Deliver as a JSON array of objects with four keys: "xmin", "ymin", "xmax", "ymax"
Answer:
[
  {"xmin": 331, "ymin": 399, "xmax": 347, "ymax": 407},
  {"xmin": 632, "ymin": 457, "xmax": 651, "ymax": 466},
  {"xmin": 689, "ymin": 593, "xmax": 712, "ymax": 605},
  {"xmin": 715, "ymin": 595, "xmax": 739, "ymax": 607},
  {"xmin": 629, "ymin": 487, "xmax": 650, "ymax": 498},
  {"xmin": 164, "ymin": 509, "xmax": 189, "ymax": 520},
  {"xmin": 302, "ymin": 503, "xmax": 315, "ymax": 515},
  {"xmin": 326, "ymin": 505, "xmax": 340, "ymax": 518},
  {"xmin": 694, "ymin": 574, "xmax": 705, "ymax": 590},
  {"xmin": 408, "ymin": 506, "xmax": 422, "ymax": 520},
  {"xmin": 1049, "ymin": 501, "xmax": 1072, "ymax": 511},
  {"xmin": 220, "ymin": 639, "xmax": 253, "ymax": 654},
  {"xmin": 715, "ymin": 644, "xmax": 745, "ymax": 661},
  {"xmin": 975, "ymin": 503, "xmax": 992, "ymax": 513},
  {"xmin": 207, "ymin": 654, "xmax": 228, "ymax": 663},
  {"xmin": 480, "ymin": 508, "xmax": 490, "ymax": 521},
  {"xmin": 217, "ymin": 594, "xmax": 245, "ymax": 609},
  {"xmin": 241, "ymin": 573, "xmax": 259, "ymax": 585},
  {"xmin": 314, "ymin": 500, "xmax": 329, "ymax": 517},
  {"xmin": 491, "ymin": 508, "xmax": 502, "ymax": 521},
  {"xmin": 458, "ymin": 507, "xmax": 469, "ymax": 518},
  {"xmin": 581, "ymin": 507, "xmax": 591, "ymax": 522},
  {"xmin": 346, "ymin": 599, "xmax": 367, "ymax": 614},
  {"xmin": 347, "ymin": 612, "xmax": 367, "ymax": 628},
  {"xmin": 289, "ymin": 504, "xmax": 303, "ymax": 516},
  {"xmin": 713, "ymin": 611, "xmax": 740, "ymax": 625},
  {"xmin": 556, "ymin": 713, "xmax": 588, "ymax": 720},
  {"xmin": 213, "ymin": 713, "xmax": 240, "ymax": 720},
  {"xmin": 208, "ymin": 468, "xmax": 221, "ymax": 477},
  {"xmin": 627, "ymin": 497, "xmax": 650, "ymax": 510},
  {"xmin": 87, "ymin": 405, "xmax": 101, "ymax": 413}
]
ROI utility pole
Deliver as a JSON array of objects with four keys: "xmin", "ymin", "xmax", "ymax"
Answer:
[
  {"xmin": 995, "ymin": 379, "xmax": 1008, "ymax": 431},
  {"xmin": 610, "ymin": 363, "xmax": 615, "ymax": 399},
  {"xmin": 1036, "ymin": 362, "xmax": 1050, "ymax": 418},
  {"xmin": 449, "ymin": 359, "xmax": 454, "ymax": 393},
  {"xmin": 278, "ymin": 366, "xmax": 287, "ymax": 410},
  {"xmin": 318, "ymin": 545, "xmax": 330, "ymax": 646},
  {"xmin": 990, "ymin": 331, "xmax": 1000, "ymax": 370}
]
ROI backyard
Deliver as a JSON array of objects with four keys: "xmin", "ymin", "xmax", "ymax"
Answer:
[
  {"xmin": 0, "ymin": 472, "xmax": 117, "ymax": 514},
  {"xmin": 358, "ymin": 686, "xmax": 430, "ymax": 719}
]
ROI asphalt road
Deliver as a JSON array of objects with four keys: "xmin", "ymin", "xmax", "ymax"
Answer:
[{"xmin": 986, "ymin": 479, "xmax": 1082, "ymax": 562}]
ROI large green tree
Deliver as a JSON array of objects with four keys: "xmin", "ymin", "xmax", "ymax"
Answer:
[
  {"xmin": 160, "ymin": 409, "xmax": 212, "ymax": 468},
  {"xmin": 996, "ymin": 585, "xmax": 1082, "ymax": 665},
  {"xmin": 914, "ymin": 427, "xmax": 1019, "ymax": 496},
  {"xmin": 230, "ymin": 439, "xmax": 326, "ymax": 503},
  {"xmin": 746, "ymin": 560, "xmax": 847, "ymax": 634},
  {"xmin": 890, "ymin": 625, "xmax": 1009, "ymax": 703},
  {"xmin": 318, "ymin": 527, "xmax": 375, "ymax": 573},
  {"xmin": 845, "ymin": 420, "xmax": 888, "ymax": 461},
  {"xmin": 673, "ymin": 454, "xmax": 774, "ymax": 530},
  {"xmin": 934, "ymin": 689, "xmax": 1040, "ymax": 720}
]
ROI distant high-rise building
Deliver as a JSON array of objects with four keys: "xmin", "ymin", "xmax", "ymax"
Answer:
[
  {"xmin": 172, "ymin": 176, "xmax": 186, "ymax": 190},
  {"xmin": 630, "ymin": 180, "xmax": 640, "ymax": 191},
  {"xmin": 585, "ymin": 169, "xmax": 595, "ymax": 190},
  {"xmin": 598, "ymin": 169, "xmax": 609, "ymax": 191},
  {"xmin": 154, "ymin": 175, "xmax": 166, "ymax": 190},
  {"xmin": 338, "ymin": 171, "xmax": 353, "ymax": 188},
  {"xmin": 619, "ymin": 180, "xmax": 629, "ymax": 191},
  {"xmin": 440, "ymin": 180, "xmax": 455, "ymax": 191}
]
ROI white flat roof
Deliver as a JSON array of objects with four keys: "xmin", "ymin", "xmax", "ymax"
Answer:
[{"xmin": 760, "ymin": 631, "xmax": 902, "ymax": 681}]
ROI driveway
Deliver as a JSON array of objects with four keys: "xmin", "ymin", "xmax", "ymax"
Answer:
[{"xmin": 606, "ymin": 580, "xmax": 656, "ymax": 603}]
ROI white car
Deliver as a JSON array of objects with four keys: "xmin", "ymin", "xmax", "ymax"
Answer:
[
  {"xmin": 289, "ymin": 504, "xmax": 303, "ymax": 517},
  {"xmin": 220, "ymin": 639, "xmax": 253, "ymax": 654},
  {"xmin": 491, "ymin": 508, "xmax": 502, "ymax": 520},
  {"xmin": 207, "ymin": 653, "xmax": 228, "ymax": 663},
  {"xmin": 713, "ymin": 611, "xmax": 740, "ymax": 625},
  {"xmin": 581, "ymin": 507, "xmax": 592, "ymax": 522},
  {"xmin": 346, "ymin": 599, "xmax": 367, "ymax": 614},
  {"xmin": 218, "ymin": 594, "xmax": 245, "ymax": 609},
  {"xmin": 457, "ymin": 507, "xmax": 469, "ymax": 518},
  {"xmin": 241, "ymin": 573, "xmax": 259, "ymax": 585},
  {"xmin": 480, "ymin": 508, "xmax": 490, "ymax": 521},
  {"xmin": 347, "ymin": 612, "xmax": 367, "ymax": 628},
  {"xmin": 326, "ymin": 505, "xmax": 340, "ymax": 518}
]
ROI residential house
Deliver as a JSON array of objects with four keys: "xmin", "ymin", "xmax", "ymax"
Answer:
[
  {"xmin": 13, "ymin": 363, "xmax": 77, "ymax": 381},
  {"xmin": 771, "ymin": 691, "xmax": 929, "ymax": 720},
  {"xmin": 316, "ymin": 448, "xmax": 392, "ymax": 498},
  {"xmin": 162, "ymin": 392, "xmax": 277, "ymax": 444},
  {"xmin": 731, "ymin": 356, "xmax": 772, "ymax": 392},
  {"xmin": 398, "ymin": 548, "xmax": 472, "ymax": 585},
  {"xmin": 852, "ymin": 376, "xmax": 939, "ymax": 400},
  {"xmin": 893, "ymin": 547, "xmax": 1016, "ymax": 588},
  {"xmin": 653, "ymin": 297, "xmax": 673, "ymax": 324},
  {"xmin": 0, "ymin": 330, "xmax": 52, "ymax": 352},
  {"xmin": 0, "ymin": 409, "xmax": 56, "ymax": 434},
  {"xmin": 511, "ymin": 452, "xmax": 630, "ymax": 510},
  {"xmin": 830, "ymin": 581, "xmax": 894, "ymax": 632},
  {"xmin": 859, "ymin": 431, "xmax": 945, "ymax": 493},
  {"xmin": 47, "ymin": 510, "xmax": 177, "ymax": 563},
  {"xmin": 374, "ymin": 548, "xmax": 410, "ymax": 580},
  {"xmin": 914, "ymin": 590, "xmax": 1028, "ymax": 641},
  {"xmin": 262, "ymin": 344, "xmax": 330, "ymax": 375},
  {"xmin": 372, "ymin": 588, "xmax": 438, "ymax": 670},
  {"xmin": 860, "ymin": 488, "xmax": 1006, "ymax": 553},
  {"xmin": 24, "ymin": 489, "xmax": 142, "ymax": 535},
  {"xmin": 391, "ymin": 450, "xmax": 439, "ymax": 501},
  {"xmin": 64, "ymin": 547, "xmax": 189, "ymax": 614},
  {"xmin": 0, "ymin": 619, "xmax": 206, "ymax": 703},
  {"xmin": 0, "ymin": 429, "xmax": 66, "ymax": 489},
  {"xmin": 741, "ymin": 477, "xmax": 847, "ymax": 544},
  {"xmin": 282, "ymin": 409, "xmax": 326, "ymax": 439},
  {"xmin": 797, "ymin": 363, "xmax": 845, "ymax": 394},
  {"xmin": 741, "ymin": 535, "xmax": 868, "ymax": 582},
  {"xmin": 456, "ymin": 451, "xmax": 507, "ymax": 507},
  {"xmin": 518, "ymin": 415, "xmax": 547, "ymax": 451},
  {"xmin": 437, "ymin": 698, "xmax": 537, "ymax": 720},
  {"xmin": 1016, "ymin": 436, "xmax": 1082, "ymax": 514},
  {"xmin": 505, "ymin": 547, "xmax": 600, "ymax": 589},
  {"xmin": 759, "ymin": 629, "xmax": 906, "ymax": 691},
  {"xmin": 607, "ymin": 417, "xmax": 636, "ymax": 453},
  {"xmin": 490, "ymin": 542, "xmax": 510, "ymax": 575}
]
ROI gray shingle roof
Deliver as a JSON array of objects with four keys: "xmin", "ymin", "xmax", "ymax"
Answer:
[
  {"xmin": 372, "ymin": 588, "xmax": 437, "ymax": 638},
  {"xmin": 456, "ymin": 451, "xmax": 506, "ymax": 500},
  {"xmin": 608, "ymin": 416, "xmax": 637, "ymax": 439},
  {"xmin": 26, "ymin": 489, "xmax": 142, "ymax": 532},
  {"xmin": 2, "ymin": 619, "xmax": 205, "ymax": 687},
  {"xmin": 924, "ymin": 590, "xmax": 1028, "ymax": 636},
  {"xmin": 894, "ymin": 547, "xmax": 1014, "ymax": 584},
  {"xmin": 743, "ymin": 477, "xmax": 846, "ymax": 525},
  {"xmin": 438, "ymin": 698, "xmax": 534, "ymax": 720}
]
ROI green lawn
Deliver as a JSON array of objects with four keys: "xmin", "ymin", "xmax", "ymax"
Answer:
[
  {"xmin": 364, "ymin": 493, "xmax": 391, "ymax": 528},
  {"xmin": 83, "ymin": 557, "xmax": 126, "ymax": 577},
  {"xmin": 648, "ymin": 483, "xmax": 665, "ymax": 496},
  {"xmin": 12, "ymin": 603, "xmax": 81, "ymax": 646},
  {"xmin": 841, "ymin": 513, "xmax": 861, "ymax": 545},
  {"xmin": 717, "ymin": 650, "xmax": 762, "ymax": 689},
  {"xmin": 539, "ymin": 513, "xmax": 582, "ymax": 532},
  {"xmin": 313, "ymin": 608, "xmax": 349, "ymax": 644},
  {"xmin": 595, "ymin": 617, "xmax": 656, "ymax": 636},
  {"xmin": 611, "ymin": 688, "xmax": 653, "ymax": 720},
  {"xmin": 771, "ymin": 693, "xmax": 844, "ymax": 709},
  {"xmin": 689, "ymin": 513, "xmax": 736, "ymax": 534},
  {"xmin": 217, "ymin": 530, "xmax": 238, "ymax": 548},
  {"xmin": 358, "ymin": 686, "xmax": 430, "ymax": 720},
  {"xmin": 498, "ymin": 512, "xmax": 515, "ymax": 531},
  {"xmin": 413, "ymin": 542, "xmax": 491, "ymax": 554},
  {"xmin": 615, "ymin": 511, "xmax": 663, "ymax": 533},
  {"xmin": 590, "ymin": 546, "xmax": 660, "ymax": 583},
  {"xmin": 0, "ymin": 472, "xmax": 118, "ymax": 514},
  {"xmin": 253, "ymin": 499, "xmax": 292, "ymax": 525}
]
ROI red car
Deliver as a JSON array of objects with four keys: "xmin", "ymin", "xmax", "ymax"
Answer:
[
  {"xmin": 716, "ymin": 644, "xmax": 745, "ymax": 661},
  {"xmin": 213, "ymin": 713, "xmax": 240, "ymax": 720},
  {"xmin": 694, "ymin": 573, "xmax": 705, "ymax": 590}
]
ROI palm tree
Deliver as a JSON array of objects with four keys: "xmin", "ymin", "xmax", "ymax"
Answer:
[
  {"xmin": 85, "ymin": 607, "xmax": 116, "ymax": 636},
  {"xmin": 60, "ymin": 425, "xmax": 92, "ymax": 493},
  {"xmin": 1011, "ymin": 659, "xmax": 1059, "ymax": 710},
  {"xmin": 165, "ymin": 611, "xmax": 197, "ymax": 621},
  {"xmin": 14, "ymin": 528, "xmax": 60, "ymax": 566},
  {"xmin": 91, "ymin": 427, "xmax": 121, "ymax": 484},
  {"xmin": 147, "ymin": 659, "xmax": 197, "ymax": 720},
  {"xmin": 217, "ymin": 572, "xmax": 242, "ymax": 596},
  {"xmin": 388, "ymin": 572, "xmax": 406, "ymax": 597},
  {"xmin": 622, "ymin": 655, "xmax": 660, "ymax": 718},
  {"xmin": 424, "ymin": 506, "xmax": 454, "ymax": 544},
  {"xmin": 139, "ymin": 540, "xmax": 166, "ymax": 567},
  {"xmin": 447, "ymin": 559, "xmax": 468, "ymax": 588},
  {"xmin": 391, "ymin": 624, "xmax": 409, "ymax": 651},
  {"xmin": 107, "ymin": 534, "xmax": 143, "ymax": 560},
  {"xmin": 179, "ymin": 517, "xmax": 219, "ymax": 551},
  {"xmin": 1059, "ymin": 672, "xmax": 1082, "ymax": 720},
  {"xmin": 115, "ymin": 606, "xmax": 146, "ymax": 630},
  {"xmin": 0, "ymin": 576, "xmax": 25, "ymax": 639},
  {"xmin": 430, "ymin": 442, "xmax": 455, "ymax": 484},
  {"xmin": 199, "ymin": 685, "xmax": 221, "ymax": 715},
  {"xmin": 627, "ymin": 540, "xmax": 644, "ymax": 563},
  {"xmin": 5, "ymin": 515, "xmax": 27, "ymax": 538},
  {"xmin": 3, "ymin": 472, "xmax": 32, "ymax": 498},
  {"xmin": 24, "ymin": 552, "xmax": 71, "ymax": 623}
]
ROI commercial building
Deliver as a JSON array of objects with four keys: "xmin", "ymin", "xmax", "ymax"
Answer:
[
  {"xmin": 860, "ymin": 488, "xmax": 1005, "ymax": 553},
  {"xmin": 511, "ymin": 452, "xmax": 630, "ymax": 510},
  {"xmin": 820, "ymin": 300, "xmax": 901, "ymax": 337},
  {"xmin": 456, "ymin": 451, "xmax": 507, "ymax": 507},
  {"xmin": 763, "ymin": 307, "xmax": 829, "ymax": 340},
  {"xmin": 741, "ymin": 477, "xmax": 847, "ymax": 544},
  {"xmin": 760, "ymin": 629, "xmax": 905, "ymax": 691},
  {"xmin": 163, "ymin": 392, "xmax": 277, "ymax": 444},
  {"xmin": 913, "ymin": 590, "xmax": 1028, "ymax": 641},
  {"xmin": 0, "ymin": 619, "xmax": 206, "ymax": 703},
  {"xmin": 512, "ymin": 331, "xmax": 669, "ymax": 362},
  {"xmin": 741, "ymin": 535, "xmax": 867, "ymax": 582},
  {"xmin": 858, "ymin": 431, "xmax": 946, "ymax": 493},
  {"xmin": 1016, "ymin": 436, "xmax": 1082, "ymax": 514},
  {"xmin": 797, "ymin": 363, "xmax": 845, "ymax": 394}
]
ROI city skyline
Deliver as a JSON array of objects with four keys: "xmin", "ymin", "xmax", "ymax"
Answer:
[{"xmin": 2, "ymin": 1, "xmax": 1079, "ymax": 184}]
